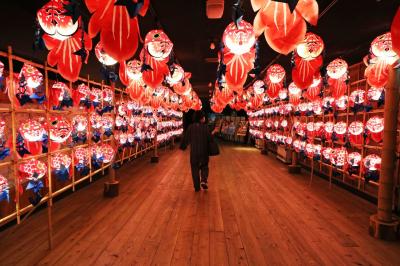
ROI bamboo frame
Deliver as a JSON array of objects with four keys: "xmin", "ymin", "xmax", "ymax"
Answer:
[{"xmin": 0, "ymin": 47, "xmax": 180, "ymax": 228}]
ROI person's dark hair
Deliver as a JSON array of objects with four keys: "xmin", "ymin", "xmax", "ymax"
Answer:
[{"xmin": 192, "ymin": 110, "xmax": 205, "ymax": 123}]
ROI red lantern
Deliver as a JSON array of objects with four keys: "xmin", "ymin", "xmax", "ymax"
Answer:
[
  {"xmin": 253, "ymin": 80, "xmax": 265, "ymax": 95},
  {"xmin": 330, "ymin": 148, "xmax": 348, "ymax": 167},
  {"xmin": 267, "ymin": 64, "xmax": 286, "ymax": 83},
  {"xmin": 296, "ymin": 32, "xmax": 324, "ymax": 60},
  {"xmin": 18, "ymin": 119, "xmax": 47, "ymax": 157},
  {"xmin": 324, "ymin": 121, "xmax": 334, "ymax": 140},
  {"xmin": 37, "ymin": 0, "xmax": 79, "ymax": 41},
  {"xmin": 49, "ymin": 116, "xmax": 72, "ymax": 143},
  {"xmin": 334, "ymin": 121, "xmax": 347, "ymax": 142},
  {"xmin": 19, "ymin": 159, "xmax": 47, "ymax": 181},
  {"xmin": 288, "ymin": 82, "xmax": 302, "ymax": 106},
  {"xmin": 166, "ymin": 64, "xmax": 185, "ymax": 86},
  {"xmin": 223, "ymin": 20, "xmax": 256, "ymax": 55},
  {"xmin": 327, "ymin": 58, "xmax": 348, "ymax": 79},
  {"xmin": 95, "ymin": 42, "xmax": 117, "ymax": 66},
  {"xmin": 145, "ymin": 30, "xmax": 173, "ymax": 61},
  {"xmin": 304, "ymin": 74, "xmax": 322, "ymax": 101},
  {"xmin": 347, "ymin": 152, "xmax": 362, "ymax": 168},
  {"xmin": 348, "ymin": 121, "xmax": 364, "ymax": 145},
  {"xmin": 366, "ymin": 116, "xmax": 384, "ymax": 143}
]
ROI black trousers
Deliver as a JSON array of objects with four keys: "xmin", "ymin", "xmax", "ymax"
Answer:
[{"xmin": 190, "ymin": 161, "xmax": 209, "ymax": 190}]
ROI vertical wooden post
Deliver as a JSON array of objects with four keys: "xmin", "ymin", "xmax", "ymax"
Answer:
[
  {"xmin": 288, "ymin": 149, "xmax": 301, "ymax": 173},
  {"xmin": 7, "ymin": 46, "xmax": 21, "ymax": 224},
  {"xmin": 369, "ymin": 64, "xmax": 400, "ymax": 240},
  {"xmin": 151, "ymin": 112, "xmax": 159, "ymax": 163}
]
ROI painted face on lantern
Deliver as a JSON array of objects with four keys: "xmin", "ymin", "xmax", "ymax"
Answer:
[
  {"xmin": 334, "ymin": 121, "xmax": 347, "ymax": 135},
  {"xmin": 335, "ymin": 95, "xmax": 348, "ymax": 110},
  {"xmin": 296, "ymin": 32, "xmax": 324, "ymax": 60},
  {"xmin": 95, "ymin": 42, "xmax": 117, "ymax": 66},
  {"xmin": 325, "ymin": 122, "xmax": 334, "ymax": 133},
  {"xmin": 101, "ymin": 116, "xmax": 114, "ymax": 130},
  {"xmin": 145, "ymin": 30, "xmax": 173, "ymax": 60},
  {"xmin": 363, "ymin": 154, "xmax": 381, "ymax": 171},
  {"xmin": 116, "ymin": 133, "xmax": 128, "ymax": 145},
  {"xmin": 19, "ymin": 159, "xmax": 47, "ymax": 180},
  {"xmin": 323, "ymin": 97, "xmax": 335, "ymax": 108},
  {"xmin": 103, "ymin": 89, "xmax": 114, "ymax": 103},
  {"xmin": 350, "ymin": 90, "xmax": 365, "ymax": 105},
  {"xmin": 223, "ymin": 20, "xmax": 255, "ymax": 55},
  {"xmin": 278, "ymin": 89, "xmax": 288, "ymax": 100},
  {"xmin": 51, "ymin": 153, "xmax": 71, "ymax": 170},
  {"xmin": 327, "ymin": 59, "xmax": 348, "ymax": 79},
  {"xmin": 91, "ymin": 88, "xmax": 103, "ymax": 103},
  {"xmin": 50, "ymin": 117, "xmax": 72, "ymax": 143},
  {"xmin": 366, "ymin": 116, "xmax": 384, "ymax": 133},
  {"xmin": 330, "ymin": 148, "xmax": 347, "ymax": 167},
  {"xmin": 77, "ymin": 84, "xmax": 90, "ymax": 100},
  {"xmin": 72, "ymin": 115, "xmax": 88, "ymax": 132},
  {"xmin": 115, "ymin": 116, "xmax": 127, "ymax": 127},
  {"xmin": 312, "ymin": 101, "xmax": 322, "ymax": 115},
  {"xmin": 349, "ymin": 121, "xmax": 364, "ymax": 135},
  {"xmin": 307, "ymin": 122, "xmax": 315, "ymax": 132},
  {"xmin": 267, "ymin": 64, "xmax": 285, "ymax": 83},
  {"xmin": 101, "ymin": 144, "xmax": 115, "ymax": 163},
  {"xmin": 348, "ymin": 152, "xmax": 362, "ymax": 167},
  {"xmin": 322, "ymin": 147, "xmax": 332, "ymax": 160},
  {"xmin": 253, "ymin": 80, "xmax": 265, "ymax": 95},
  {"xmin": 52, "ymin": 82, "xmax": 71, "ymax": 101},
  {"xmin": 19, "ymin": 119, "xmax": 46, "ymax": 142},
  {"xmin": 36, "ymin": 0, "xmax": 79, "ymax": 41},
  {"xmin": 20, "ymin": 64, "xmax": 43, "ymax": 89},
  {"xmin": 367, "ymin": 87, "xmax": 384, "ymax": 101},
  {"xmin": 166, "ymin": 64, "xmax": 185, "ymax": 86},
  {"xmin": 371, "ymin": 32, "xmax": 398, "ymax": 64},
  {"xmin": 126, "ymin": 60, "xmax": 143, "ymax": 80},
  {"xmin": 313, "ymin": 144, "xmax": 322, "ymax": 155}
]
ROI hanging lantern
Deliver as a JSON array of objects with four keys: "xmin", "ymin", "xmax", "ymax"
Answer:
[
  {"xmin": 91, "ymin": 88, "xmax": 103, "ymax": 108},
  {"xmin": 305, "ymin": 143, "xmax": 315, "ymax": 158},
  {"xmin": 304, "ymin": 75, "xmax": 322, "ymax": 101},
  {"xmin": 166, "ymin": 64, "xmax": 185, "ymax": 86},
  {"xmin": 363, "ymin": 154, "xmax": 381, "ymax": 182},
  {"xmin": 324, "ymin": 121, "xmax": 334, "ymax": 140},
  {"xmin": 50, "ymin": 82, "xmax": 73, "ymax": 110},
  {"xmin": 125, "ymin": 60, "xmax": 143, "ymax": 80},
  {"xmin": 311, "ymin": 100, "xmax": 322, "ymax": 115},
  {"xmin": 366, "ymin": 116, "xmax": 384, "ymax": 143},
  {"xmin": 278, "ymin": 88, "xmax": 288, "ymax": 100},
  {"xmin": 349, "ymin": 89, "xmax": 365, "ymax": 110},
  {"xmin": 95, "ymin": 42, "xmax": 117, "ymax": 66},
  {"xmin": 19, "ymin": 158, "xmax": 47, "ymax": 205},
  {"xmin": 330, "ymin": 148, "xmax": 348, "ymax": 168},
  {"xmin": 0, "ymin": 175, "xmax": 9, "ymax": 202},
  {"xmin": 313, "ymin": 121, "xmax": 324, "ymax": 137},
  {"xmin": 288, "ymin": 82, "xmax": 302, "ymax": 106},
  {"xmin": 71, "ymin": 115, "xmax": 87, "ymax": 143},
  {"xmin": 253, "ymin": 80, "xmax": 265, "ymax": 95},
  {"xmin": 348, "ymin": 121, "xmax": 364, "ymax": 145},
  {"xmin": 101, "ymin": 116, "xmax": 114, "ymax": 137},
  {"xmin": 115, "ymin": 132, "xmax": 128, "ymax": 147},
  {"xmin": 37, "ymin": 0, "xmax": 79, "ymax": 41},
  {"xmin": 296, "ymin": 32, "xmax": 324, "ymax": 60},
  {"xmin": 115, "ymin": 116, "xmax": 128, "ymax": 132},
  {"xmin": 74, "ymin": 147, "xmax": 90, "ymax": 175},
  {"xmin": 335, "ymin": 95, "xmax": 348, "ymax": 111},
  {"xmin": 223, "ymin": 20, "xmax": 256, "ymax": 55},
  {"xmin": 307, "ymin": 122, "xmax": 315, "ymax": 140},
  {"xmin": 17, "ymin": 119, "xmax": 47, "ymax": 157},
  {"xmin": 367, "ymin": 87, "xmax": 384, "ymax": 102},
  {"xmin": 327, "ymin": 59, "xmax": 348, "ymax": 79},
  {"xmin": 49, "ymin": 116, "xmax": 72, "ymax": 143},
  {"xmin": 145, "ymin": 30, "xmax": 173, "ymax": 61},
  {"xmin": 91, "ymin": 145, "xmax": 103, "ymax": 169},
  {"xmin": 90, "ymin": 113, "xmax": 102, "ymax": 143},
  {"xmin": 322, "ymin": 147, "xmax": 332, "ymax": 162},
  {"xmin": 267, "ymin": 64, "xmax": 286, "ymax": 83},
  {"xmin": 333, "ymin": 121, "xmax": 347, "ymax": 142},
  {"xmin": 19, "ymin": 63, "xmax": 43, "ymax": 89},
  {"xmin": 371, "ymin": 32, "xmax": 398, "ymax": 65},
  {"xmin": 348, "ymin": 152, "xmax": 362, "ymax": 168},
  {"xmin": 51, "ymin": 153, "xmax": 71, "ymax": 181},
  {"xmin": 322, "ymin": 96, "xmax": 335, "ymax": 112},
  {"xmin": 74, "ymin": 84, "xmax": 91, "ymax": 108}
]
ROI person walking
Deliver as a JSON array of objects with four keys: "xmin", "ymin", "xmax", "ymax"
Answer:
[{"xmin": 180, "ymin": 110, "xmax": 215, "ymax": 192}]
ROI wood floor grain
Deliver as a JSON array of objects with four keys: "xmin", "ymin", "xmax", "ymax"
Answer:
[{"xmin": 0, "ymin": 144, "xmax": 399, "ymax": 266}]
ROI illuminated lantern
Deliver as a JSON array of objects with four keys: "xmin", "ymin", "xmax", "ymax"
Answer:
[
  {"xmin": 0, "ymin": 175, "xmax": 9, "ymax": 202},
  {"xmin": 327, "ymin": 59, "xmax": 348, "ymax": 79},
  {"xmin": 95, "ymin": 42, "xmax": 117, "ymax": 66},
  {"xmin": 71, "ymin": 115, "xmax": 88, "ymax": 143},
  {"xmin": 87, "ymin": 0, "xmax": 149, "ymax": 62},
  {"xmin": 391, "ymin": 8, "xmax": 400, "ymax": 55},
  {"xmin": 306, "ymin": 122, "xmax": 315, "ymax": 140},
  {"xmin": 19, "ymin": 158, "xmax": 47, "ymax": 204},
  {"xmin": 253, "ymin": 80, "xmax": 265, "ymax": 95},
  {"xmin": 324, "ymin": 121, "xmax": 334, "ymax": 140},
  {"xmin": 365, "ymin": 116, "xmax": 384, "ymax": 143},
  {"xmin": 166, "ymin": 64, "xmax": 185, "ymax": 86},
  {"xmin": 298, "ymin": 103, "xmax": 308, "ymax": 115},
  {"xmin": 335, "ymin": 95, "xmax": 348, "ymax": 111},
  {"xmin": 19, "ymin": 64, "xmax": 43, "ymax": 89},
  {"xmin": 17, "ymin": 119, "xmax": 47, "ymax": 157},
  {"xmin": 278, "ymin": 88, "xmax": 288, "ymax": 100},
  {"xmin": 73, "ymin": 84, "xmax": 91, "ymax": 108},
  {"xmin": 223, "ymin": 48, "xmax": 255, "ymax": 91},
  {"xmin": 304, "ymin": 75, "xmax": 322, "ymax": 101},
  {"xmin": 0, "ymin": 119, "xmax": 10, "ymax": 160},
  {"xmin": 322, "ymin": 96, "xmax": 335, "ymax": 112},
  {"xmin": 12, "ymin": 64, "xmax": 45, "ymax": 106},
  {"xmin": 311, "ymin": 100, "xmax": 322, "ymax": 115},
  {"xmin": 91, "ymin": 88, "xmax": 103, "ymax": 108},
  {"xmin": 363, "ymin": 154, "xmax": 381, "ymax": 182},
  {"xmin": 313, "ymin": 144, "xmax": 322, "ymax": 160},
  {"xmin": 50, "ymin": 82, "xmax": 73, "ymax": 110},
  {"xmin": 91, "ymin": 145, "xmax": 103, "ymax": 169},
  {"xmin": 145, "ymin": 30, "xmax": 173, "ymax": 61},
  {"xmin": 288, "ymin": 82, "xmax": 302, "ymax": 106},
  {"xmin": 49, "ymin": 116, "xmax": 72, "ymax": 143},
  {"xmin": 74, "ymin": 147, "xmax": 90, "ymax": 175},
  {"xmin": 305, "ymin": 143, "xmax": 315, "ymax": 158},
  {"xmin": 333, "ymin": 121, "xmax": 347, "ymax": 142},
  {"xmin": 296, "ymin": 32, "xmax": 324, "ymax": 60},
  {"xmin": 43, "ymin": 29, "xmax": 92, "ymax": 82},
  {"xmin": 313, "ymin": 121, "xmax": 324, "ymax": 137},
  {"xmin": 115, "ymin": 132, "xmax": 128, "ymax": 147},
  {"xmin": 330, "ymin": 148, "xmax": 348, "ymax": 167},
  {"xmin": 90, "ymin": 113, "xmax": 102, "ymax": 143},
  {"xmin": 371, "ymin": 32, "xmax": 398, "ymax": 64},
  {"xmin": 267, "ymin": 64, "xmax": 286, "ymax": 83},
  {"xmin": 322, "ymin": 147, "xmax": 332, "ymax": 162},
  {"xmin": 348, "ymin": 152, "xmax": 362, "ymax": 168},
  {"xmin": 349, "ymin": 89, "xmax": 365, "ymax": 110},
  {"xmin": 223, "ymin": 20, "xmax": 256, "ymax": 55},
  {"xmin": 51, "ymin": 153, "xmax": 71, "ymax": 181},
  {"xmin": 37, "ymin": 0, "xmax": 79, "ymax": 41},
  {"xmin": 141, "ymin": 48, "xmax": 170, "ymax": 89},
  {"xmin": 211, "ymin": 103, "xmax": 224, "ymax": 113},
  {"xmin": 115, "ymin": 116, "xmax": 128, "ymax": 132},
  {"xmin": 101, "ymin": 116, "xmax": 114, "ymax": 137},
  {"xmin": 348, "ymin": 121, "xmax": 364, "ymax": 145},
  {"xmin": 367, "ymin": 87, "xmax": 384, "ymax": 102},
  {"xmin": 250, "ymin": 95, "xmax": 263, "ymax": 110}
]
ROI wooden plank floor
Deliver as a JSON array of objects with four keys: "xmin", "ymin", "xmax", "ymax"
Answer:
[{"xmin": 1, "ymin": 144, "xmax": 399, "ymax": 265}]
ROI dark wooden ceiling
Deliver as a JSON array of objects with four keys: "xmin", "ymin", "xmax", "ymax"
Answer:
[{"xmin": 0, "ymin": 0, "xmax": 398, "ymax": 97}]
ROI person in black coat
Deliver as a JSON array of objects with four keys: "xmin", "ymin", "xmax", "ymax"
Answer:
[{"xmin": 180, "ymin": 110, "xmax": 213, "ymax": 192}]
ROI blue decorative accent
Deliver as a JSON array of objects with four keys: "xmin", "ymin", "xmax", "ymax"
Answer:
[
  {"xmin": 91, "ymin": 155, "xmax": 104, "ymax": 169},
  {"xmin": 42, "ymin": 134, "xmax": 48, "ymax": 153},
  {"xmin": 92, "ymin": 131, "xmax": 101, "ymax": 143},
  {"xmin": 16, "ymin": 93, "xmax": 32, "ymax": 106},
  {"xmin": 104, "ymin": 129, "xmax": 113, "ymax": 137},
  {"xmin": 53, "ymin": 164, "xmax": 70, "ymax": 182},
  {"xmin": 26, "ymin": 179, "xmax": 44, "ymax": 194},
  {"xmin": 0, "ymin": 147, "xmax": 10, "ymax": 160},
  {"xmin": 93, "ymin": 101, "xmax": 100, "ymax": 108},
  {"xmin": 0, "ymin": 189, "xmax": 9, "ymax": 202},
  {"xmin": 365, "ymin": 170, "xmax": 379, "ymax": 183},
  {"xmin": 80, "ymin": 99, "xmax": 92, "ymax": 109},
  {"xmin": 61, "ymin": 98, "xmax": 73, "ymax": 108}
]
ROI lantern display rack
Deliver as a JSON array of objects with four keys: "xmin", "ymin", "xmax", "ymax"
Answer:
[
  {"xmin": 248, "ymin": 62, "xmax": 399, "ymax": 199},
  {"xmin": 0, "ymin": 47, "xmax": 169, "ymax": 227},
  {"xmin": 156, "ymin": 109, "xmax": 183, "ymax": 145}
]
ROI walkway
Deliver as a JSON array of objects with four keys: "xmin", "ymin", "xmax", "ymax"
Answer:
[{"xmin": 0, "ymin": 144, "xmax": 399, "ymax": 265}]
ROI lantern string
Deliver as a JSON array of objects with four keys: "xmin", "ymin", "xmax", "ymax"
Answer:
[{"xmin": 244, "ymin": 0, "xmax": 339, "ymax": 90}]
